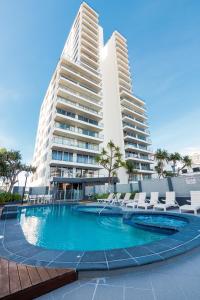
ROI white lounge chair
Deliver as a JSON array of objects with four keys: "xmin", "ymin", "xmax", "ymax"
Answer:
[
  {"xmin": 154, "ymin": 192, "xmax": 177, "ymax": 211},
  {"xmin": 137, "ymin": 192, "xmax": 159, "ymax": 210},
  {"xmin": 98, "ymin": 193, "xmax": 114, "ymax": 204},
  {"xmin": 97, "ymin": 193, "xmax": 113, "ymax": 203},
  {"xmin": 180, "ymin": 191, "xmax": 200, "ymax": 215},
  {"xmin": 119, "ymin": 193, "xmax": 131, "ymax": 206},
  {"xmin": 112, "ymin": 193, "xmax": 121, "ymax": 205},
  {"xmin": 126, "ymin": 193, "xmax": 146, "ymax": 208}
]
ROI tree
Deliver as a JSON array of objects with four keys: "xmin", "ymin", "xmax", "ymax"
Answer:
[
  {"xmin": 168, "ymin": 152, "xmax": 182, "ymax": 175},
  {"xmin": 95, "ymin": 140, "xmax": 124, "ymax": 186},
  {"xmin": 178, "ymin": 155, "xmax": 192, "ymax": 175},
  {"xmin": 0, "ymin": 148, "xmax": 36, "ymax": 193},
  {"xmin": 124, "ymin": 160, "xmax": 138, "ymax": 183},
  {"xmin": 154, "ymin": 149, "xmax": 169, "ymax": 178}
]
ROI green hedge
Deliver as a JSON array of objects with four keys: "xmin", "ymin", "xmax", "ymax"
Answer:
[{"xmin": 0, "ymin": 192, "xmax": 21, "ymax": 204}]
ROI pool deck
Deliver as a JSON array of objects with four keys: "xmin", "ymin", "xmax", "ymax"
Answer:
[
  {"xmin": 36, "ymin": 246, "xmax": 200, "ymax": 300},
  {"xmin": 1, "ymin": 205, "xmax": 200, "ymax": 299},
  {"xmin": 1, "ymin": 205, "xmax": 200, "ymax": 271}
]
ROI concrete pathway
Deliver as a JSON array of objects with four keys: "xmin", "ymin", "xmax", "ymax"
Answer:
[{"xmin": 37, "ymin": 246, "xmax": 200, "ymax": 300}]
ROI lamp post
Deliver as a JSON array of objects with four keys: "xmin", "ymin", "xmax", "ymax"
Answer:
[{"xmin": 21, "ymin": 171, "xmax": 29, "ymax": 205}]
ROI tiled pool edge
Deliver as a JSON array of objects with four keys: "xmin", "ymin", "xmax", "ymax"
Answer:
[{"xmin": 1, "ymin": 207, "xmax": 200, "ymax": 271}]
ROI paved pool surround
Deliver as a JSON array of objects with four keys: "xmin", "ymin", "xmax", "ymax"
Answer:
[{"xmin": 1, "ymin": 205, "xmax": 200, "ymax": 271}]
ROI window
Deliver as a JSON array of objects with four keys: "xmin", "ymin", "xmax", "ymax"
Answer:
[
  {"xmin": 78, "ymin": 115, "xmax": 98, "ymax": 125},
  {"xmin": 52, "ymin": 150, "xmax": 73, "ymax": 162}
]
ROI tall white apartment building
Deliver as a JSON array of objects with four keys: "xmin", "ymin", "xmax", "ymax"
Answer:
[
  {"xmin": 102, "ymin": 31, "xmax": 153, "ymax": 183},
  {"xmin": 31, "ymin": 2, "xmax": 153, "ymax": 193}
]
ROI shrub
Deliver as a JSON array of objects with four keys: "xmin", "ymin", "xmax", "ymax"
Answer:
[
  {"xmin": 130, "ymin": 191, "xmax": 138, "ymax": 199},
  {"xmin": 90, "ymin": 193, "xmax": 109, "ymax": 201},
  {"xmin": 0, "ymin": 192, "xmax": 21, "ymax": 204}
]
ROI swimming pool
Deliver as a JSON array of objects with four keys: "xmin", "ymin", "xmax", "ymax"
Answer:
[
  {"xmin": 132, "ymin": 214, "xmax": 188, "ymax": 228},
  {"xmin": 18, "ymin": 205, "xmax": 167, "ymax": 251}
]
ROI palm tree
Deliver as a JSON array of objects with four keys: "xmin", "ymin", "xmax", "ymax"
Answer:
[
  {"xmin": 95, "ymin": 140, "xmax": 124, "ymax": 186},
  {"xmin": 169, "ymin": 152, "xmax": 182, "ymax": 175},
  {"xmin": 124, "ymin": 160, "xmax": 138, "ymax": 183},
  {"xmin": 154, "ymin": 149, "xmax": 169, "ymax": 178},
  {"xmin": 178, "ymin": 155, "xmax": 192, "ymax": 175}
]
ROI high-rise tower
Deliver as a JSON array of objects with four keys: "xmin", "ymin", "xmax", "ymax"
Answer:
[
  {"xmin": 102, "ymin": 31, "xmax": 153, "ymax": 182},
  {"xmin": 31, "ymin": 2, "xmax": 153, "ymax": 192}
]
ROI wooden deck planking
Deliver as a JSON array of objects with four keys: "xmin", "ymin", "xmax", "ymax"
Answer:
[
  {"xmin": 0, "ymin": 259, "xmax": 9, "ymax": 298},
  {"xmin": 17, "ymin": 264, "xmax": 32, "ymax": 290},
  {"xmin": 0, "ymin": 258, "xmax": 77, "ymax": 300},
  {"xmin": 27, "ymin": 266, "xmax": 42, "ymax": 285},
  {"xmin": 8, "ymin": 261, "xmax": 21, "ymax": 294},
  {"xmin": 36, "ymin": 267, "xmax": 50, "ymax": 282}
]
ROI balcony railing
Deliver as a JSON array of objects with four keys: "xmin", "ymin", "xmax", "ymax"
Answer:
[
  {"xmin": 123, "ymin": 122, "xmax": 150, "ymax": 134},
  {"xmin": 125, "ymin": 153, "xmax": 154, "ymax": 161},
  {"xmin": 57, "ymin": 97, "xmax": 102, "ymax": 117},
  {"xmin": 59, "ymin": 85, "xmax": 103, "ymax": 106},
  {"xmin": 122, "ymin": 114, "xmax": 148, "ymax": 126},
  {"xmin": 55, "ymin": 122, "xmax": 104, "ymax": 139},
  {"xmin": 53, "ymin": 136, "xmax": 99, "ymax": 152},
  {"xmin": 124, "ymin": 132, "xmax": 152, "ymax": 143},
  {"xmin": 125, "ymin": 143, "xmax": 152, "ymax": 152}
]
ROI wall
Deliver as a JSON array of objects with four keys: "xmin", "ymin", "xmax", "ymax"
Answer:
[
  {"xmin": 140, "ymin": 178, "xmax": 169, "ymax": 197},
  {"xmin": 171, "ymin": 176, "xmax": 200, "ymax": 197}
]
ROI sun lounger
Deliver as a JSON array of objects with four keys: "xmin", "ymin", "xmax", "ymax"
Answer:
[
  {"xmin": 126, "ymin": 193, "xmax": 146, "ymax": 208},
  {"xmin": 154, "ymin": 192, "xmax": 177, "ymax": 211},
  {"xmin": 180, "ymin": 191, "xmax": 200, "ymax": 215},
  {"xmin": 137, "ymin": 192, "xmax": 159, "ymax": 210}
]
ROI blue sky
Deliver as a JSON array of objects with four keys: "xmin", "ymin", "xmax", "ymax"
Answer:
[{"xmin": 0, "ymin": 0, "xmax": 200, "ymax": 163}]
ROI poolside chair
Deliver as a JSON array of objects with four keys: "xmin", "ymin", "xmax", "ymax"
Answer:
[
  {"xmin": 97, "ymin": 193, "xmax": 114, "ymax": 203},
  {"xmin": 137, "ymin": 192, "xmax": 159, "ymax": 210},
  {"xmin": 154, "ymin": 192, "xmax": 178, "ymax": 211},
  {"xmin": 119, "ymin": 193, "xmax": 131, "ymax": 206},
  {"xmin": 180, "ymin": 191, "xmax": 200, "ymax": 215},
  {"xmin": 28, "ymin": 195, "xmax": 38, "ymax": 205},
  {"xmin": 112, "ymin": 193, "xmax": 122, "ymax": 205},
  {"xmin": 126, "ymin": 193, "xmax": 146, "ymax": 208}
]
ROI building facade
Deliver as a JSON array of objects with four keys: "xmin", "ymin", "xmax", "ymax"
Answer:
[{"xmin": 31, "ymin": 2, "xmax": 153, "ymax": 192}]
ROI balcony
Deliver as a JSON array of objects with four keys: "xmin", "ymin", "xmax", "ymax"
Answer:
[
  {"xmin": 122, "ymin": 114, "xmax": 148, "ymax": 128},
  {"xmin": 81, "ymin": 31, "xmax": 99, "ymax": 49},
  {"xmin": 117, "ymin": 56, "xmax": 130, "ymax": 70},
  {"xmin": 57, "ymin": 97, "xmax": 102, "ymax": 120},
  {"xmin": 59, "ymin": 76, "xmax": 101, "ymax": 101},
  {"xmin": 54, "ymin": 122, "xmax": 103, "ymax": 143},
  {"xmin": 120, "ymin": 90, "xmax": 145, "ymax": 108},
  {"xmin": 82, "ymin": 17, "xmax": 98, "ymax": 36},
  {"xmin": 116, "ymin": 46, "xmax": 128, "ymax": 59},
  {"xmin": 55, "ymin": 111, "xmax": 103, "ymax": 131},
  {"xmin": 82, "ymin": 24, "xmax": 98, "ymax": 42},
  {"xmin": 61, "ymin": 56, "xmax": 101, "ymax": 83},
  {"xmin": 125, "ymin": 153, "xmax": 154, "ymax": 163},
  {"xmin": 124, "ymin": 132, "xmax": 152, "ymax": 145},
  {"xmin": 80, "ymin": 52, "xmax": 99, "ymax": 70},
  {"xmin": 50, "ymin": 159, "xmax": 100, "ymax": 168},
  {"xmin": 118, "ymin": 64, "xmax": 131, "ymax": 78},
  {"xmin": 123, "ymin": 122, "xmax": 150, "ymax": 136},
  {"xmin": 124, "ymin": 143, "xmax": 153, "ymax": 154},
  {"xmin": 82, "ymin": 4, "xmax": 98, "ymax": 23},
  {"xmin": 60, "ymin": 65, "xmax": 101, "ymax": 92},
  {"xmin": 121, "ymin": 104, "xmax": 147, "ymax": 121},
  {"xmin": 80, "ymin": 41, "xmax": 99, "ymax": 59},
  {"xmin": 57, "ymin": 86, "xmax": 102, "ymax": 111},
  {"xmin": 52, "ymin": 136, "xmax": 99, "ymax": 154},
  {"xmin": 118, "ymin": 70, "xmax": 131, "ymax": 84},
  {"xmin": 82, "ymin": 12, "xmax": 98, "ymax": 29},
  {"xmin": 116, "ymin": 49, "xmax": 129, "ymax": 65}
]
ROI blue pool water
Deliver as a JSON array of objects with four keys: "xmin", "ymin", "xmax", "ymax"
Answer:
[
  {"xmin": 19, "ymin": 205, "xmax": 167, "ymax": 251},
  {"xmin": 133, "ymin": 215, "xmax": 187, "ymax": 228}
]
